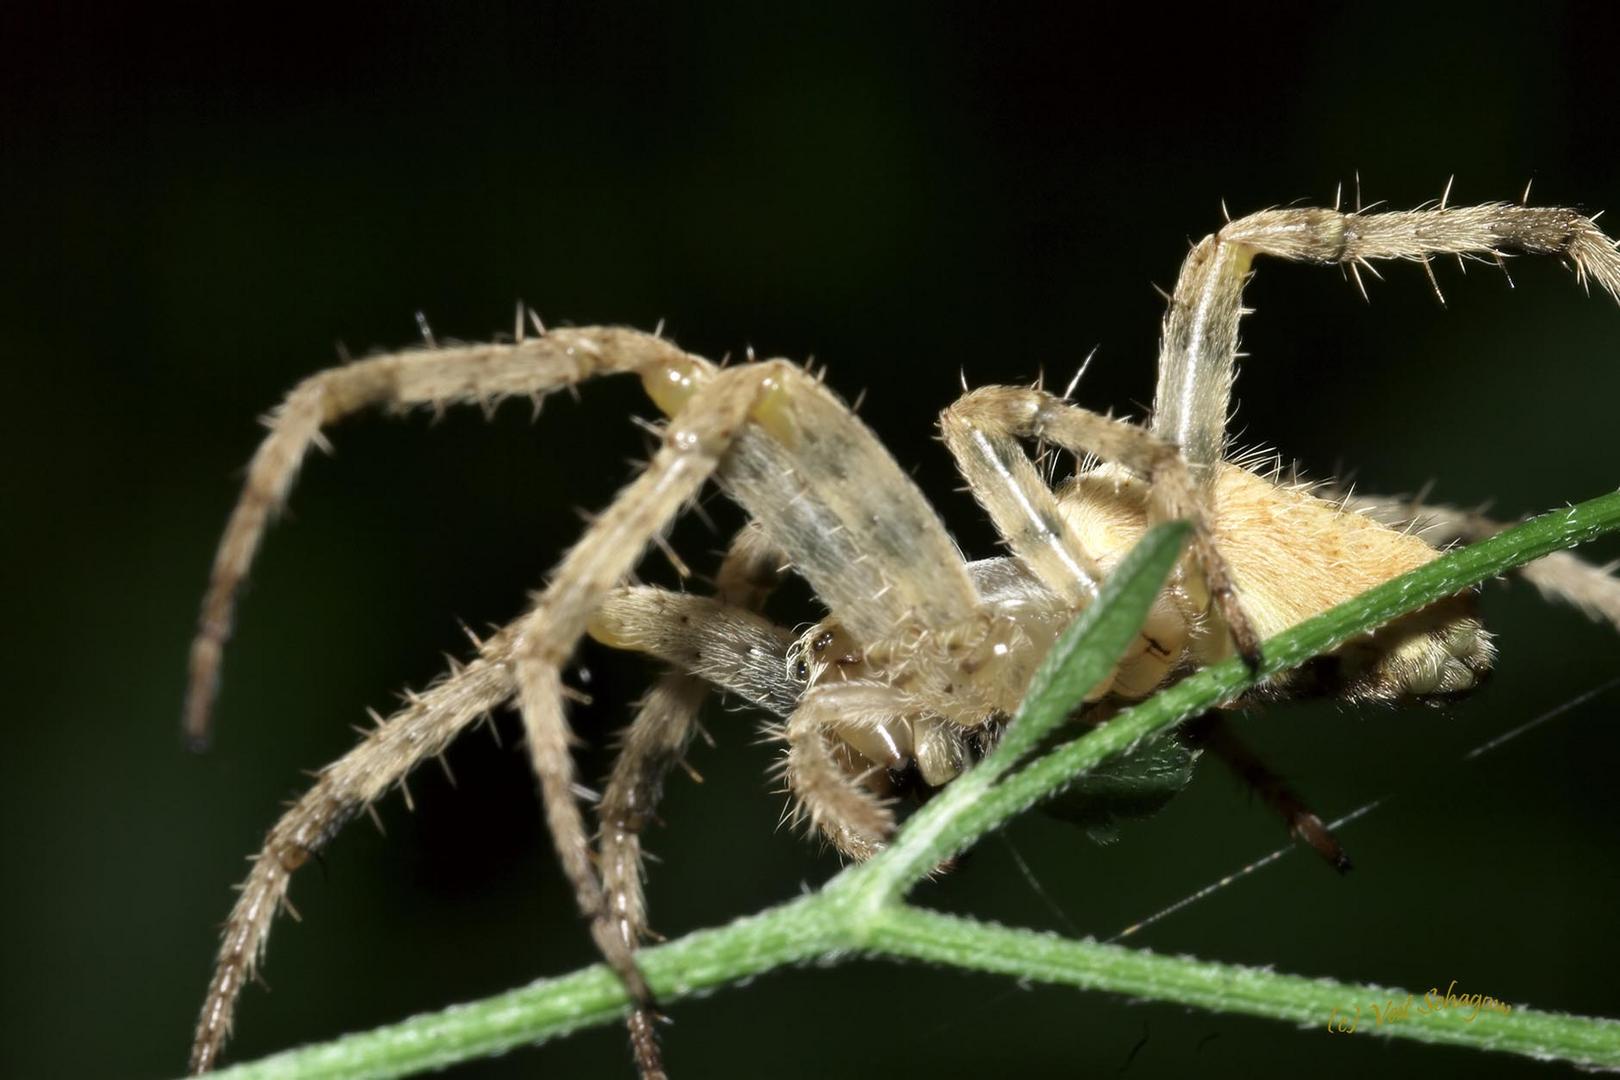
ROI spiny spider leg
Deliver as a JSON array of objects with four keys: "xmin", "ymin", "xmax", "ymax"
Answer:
[
  {"xmin": 190, "ymin": 625, "xmax": 521, "ymax": 1073},
  {"xmin": 187, "ymin": 569, "xmax": 803, "ymax": 1075},
  {"xmin": 594, "ymin": 524, "xmax": 792, "ymax": 1079},
  {"xmin": 507, "ymin": 358, "xmax": 803, "ymax": 1062},
  {"xmin": 782, "ymin": 682, "xmax": 917, "ymax": 860},
  {"xmin": 1153, "ymin": 202, "xmax": 1620, "ymax": 482},
  {"xmin": 591, "ymin": 538, "xmax": 934, "ymax": 866},
  {"xmin": 591, "ymin": 528, "xmax": 938, "ymax": 867},
  {"xmin": 938, "ymin": 394, "xmax": 1106, "ymax": 609},
  {"xmin": 185, "ymin": 326, "xmax": 708, "ymax": 749},
  {"xmin": 604, "ymin": 675, "xmax": 706, "ymax": 1080},
  {"xmin": 189, "ymin": 326, "xmax": 803, "ymax": 1072},
  {"xmin": 1137, "ymin": 201, "xmax": 1620, "ymax": 664},
  {"xmin": 587, "ymin": 587, "xmax": 799, "ymax": 722},
  {"xmin": 590, "ymin": 569, "xmax": 802, "ymax": 954},
  {"xmin": 943, "ymin": 387, "xmax": 1251, "ymax": 671},
  {"xmin": 189, "ymin": 562, "xmax": 804, "ymax": 1075},
  {"xmin": 700, "ymin": 374, "xmax": 1018, "ymax": 862},
  {"xmin": 716, "ymin": 374, "xmax": 981, "ymax": 645}
]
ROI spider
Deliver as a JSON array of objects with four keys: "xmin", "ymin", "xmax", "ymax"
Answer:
[{"xmin": 186, "ymin": 197, "xmax": 1620, "ymax": 1076}]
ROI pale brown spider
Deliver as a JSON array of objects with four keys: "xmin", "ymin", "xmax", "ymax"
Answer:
[{"xmin": 186, "ymin": 198, "xmax": 1620, "ymax": 1076}]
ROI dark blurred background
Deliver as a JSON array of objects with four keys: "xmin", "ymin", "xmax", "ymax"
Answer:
[{"xmin": 6, "ymin": 4, "xmax": 1620, "ymax": 1077}]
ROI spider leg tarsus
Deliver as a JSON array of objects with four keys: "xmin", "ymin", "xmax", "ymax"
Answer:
[{"xmin": 1292, "ymin": 811, "xmax": 1354, "ymax": 875}]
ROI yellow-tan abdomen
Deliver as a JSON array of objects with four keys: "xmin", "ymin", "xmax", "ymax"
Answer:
[{"xmin": 1057, "ymin": 462, "xmax": 1494, "ymax": 702}]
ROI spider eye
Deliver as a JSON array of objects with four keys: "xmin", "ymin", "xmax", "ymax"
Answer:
[{"xmin": 792, "ymin": 658, "xmax": 809, "ymax": 681}]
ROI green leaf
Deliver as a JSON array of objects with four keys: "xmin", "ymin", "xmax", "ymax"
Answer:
[
  {"xmin": 1039, "ymin": 736, "xmax": 1201, "ymax": 837},
  {"xmin": 984, "ymin": 520, "xmax": 1190, "ymax": 772}
]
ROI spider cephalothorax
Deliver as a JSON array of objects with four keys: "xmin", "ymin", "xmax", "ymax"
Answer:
[{"xmin": 187, "ymin": 198, "xmax": 1620, "ymax": 1077}]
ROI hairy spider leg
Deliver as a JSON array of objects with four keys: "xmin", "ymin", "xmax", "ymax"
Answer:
[
  {"xmin": 190, "ymin": 327, "xmax": 796, "ymax": 1072},
  {"xmin": 186, "ymin": 325, "xmax": 715, "ymax": 748},
  {"xmin": 942, "ymin": 386, "xmax": 1235, "ymax": 689},
  {"xmin": 190, "ymin": 332, "xmax": 1010, "ymax": 1073},
  {"xmin": 190, "ymin": 625, "xmax": 519, "ymax": 1072},
  {"xmin": 703, "ymin": 369, "xmax": 996, "ymax": 860},
  {"xmin": 1147, "ymin": 202, "xmax": 1620, "ymax": 664},
  {"xmin": 1153, "ymin": 202, "xmax": 1620, "ymax": 485},
  {"xmin": 508, "ymin": 359, "xmax": 801, "ymax": 1070},
  {"xmin": 190, "ymin": 569, "xmax": 804, "ymax": 1075},
  {"xmin": 591, "ymin": 524, "xmax": 793, "ymax": 1078}
]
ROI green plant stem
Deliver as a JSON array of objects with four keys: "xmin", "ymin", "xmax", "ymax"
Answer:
[
  {"xmin": 212, "ymin": 896, "xmax": 839, "ymax": 1080},
  {"xmin": 866, "ymin": 908, "xmax": 1620, "ymax": 1068},
  {"xmin": 210, "ymin": 488, "xmax": 1620, "ymax": 1080},
  {"xmin": 218, "ymin": 896, "xmax": 1620, "ymax": 1079}
]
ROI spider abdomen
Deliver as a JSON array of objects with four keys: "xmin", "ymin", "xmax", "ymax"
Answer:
[{"xmin": 1058, "ymin": 462, "xmax": 1496, "ymax": 703}]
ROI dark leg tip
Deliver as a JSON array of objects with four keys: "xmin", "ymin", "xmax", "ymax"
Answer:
[
  {"xmin": 1238, "ymin": 642, "xmax": 1264, "ymax": 674},
  {"xmin": 184, "ymin": 732, "xmax": 213, "ymax": 754}
]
